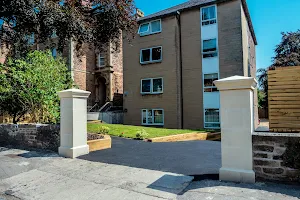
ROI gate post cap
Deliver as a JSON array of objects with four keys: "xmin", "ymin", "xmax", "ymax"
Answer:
[
  {"xmin": 214, "ymin": 76, "xmax": 257, "ymax": 91},
  {"xmin": 58, "ymin": 88, "xmax": 91, "ymax": 99}
]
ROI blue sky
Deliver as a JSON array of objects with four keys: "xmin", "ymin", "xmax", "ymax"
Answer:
[{"xmin": 135, "ymin": 0, "xmax": 300, "ymax": 70}]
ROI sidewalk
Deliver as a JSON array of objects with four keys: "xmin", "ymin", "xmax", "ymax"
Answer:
[{"xmin": 0, "ymin": 148, "xmax": 299, "ymax": 200}]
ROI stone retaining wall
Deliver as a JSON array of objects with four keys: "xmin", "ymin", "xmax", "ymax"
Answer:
[
  {"xmin": 0, "ymin": 124, "xmax": 60, "ymax": 151},
  {"xmin": 253, "ymin": 133, "xmax": 300, "ymax": 182}
]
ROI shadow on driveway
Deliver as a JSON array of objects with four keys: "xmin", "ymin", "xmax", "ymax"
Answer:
[
  {"xmin": 177, "ymin": 179, "xmax": 300, "ymax": 199},
  {"xmin": 79, "ymin": 137, "xmax": 221, "ymax": 175}
]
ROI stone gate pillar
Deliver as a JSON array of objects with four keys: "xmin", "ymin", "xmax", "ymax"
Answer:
[
  {"xmin": 58, "ymin": 89, "xmax": 91, "ymax": 158},
  {"xmin": 214, "ymin": 76, "xmax": 257, "ymax": 183}
]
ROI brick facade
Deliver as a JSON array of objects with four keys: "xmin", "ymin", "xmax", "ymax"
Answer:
[
  {"xmin": 123, "ymin": 16, "xmax": 180, "ymax": 128},
  {"xmin": 123, "ymin": 0, "xmax": 257, "ymax": 129}
]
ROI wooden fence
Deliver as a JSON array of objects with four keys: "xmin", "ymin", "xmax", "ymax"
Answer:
[
  {"xmin": 268, "ymin": 66, "xmax": 300, "ymax": 132},
  {"xmin": 258, "ymin": 108, "xmax": 268, "ymax": 119}
]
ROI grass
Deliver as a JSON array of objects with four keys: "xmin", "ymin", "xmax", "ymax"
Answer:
[{"xmin": 87, "ymin": 122, "xmax": 209, "ymax": 139}]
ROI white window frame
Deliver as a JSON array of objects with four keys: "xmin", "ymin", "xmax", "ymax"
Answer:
[
  {"xmin": 202, "ymin": 38, "xmax": 218, "ymax": 58},
  {"xmin": 204, "ymin": 108, "xmax": 220, "ymax": 129},
  {"xmin": 141, "ymin": 77, "xmax": 164, "ymax": 94},
  {"xmin": 140, "ymin": 46, "xmax": 163, "ymax": 64},
  {"xmin": 201, "ymin": 5, "xmax": 217, "ymax": 26},
  {"xmin": 141, "ymin": 109, "xmax": 164, "ymax": 126},
  {"xmin": 203, "ymin": 73, "xmax": 219, "ymax": 93},
  {"xmin": 138, "ymin": 19, "xmax": 162, "ymax": 36},
  {"xmin": 98, "ymin": 53, "xmax": 105, "ymax": 67}
]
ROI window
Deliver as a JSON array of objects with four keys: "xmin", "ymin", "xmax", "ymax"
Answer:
[
  {"xmin": 51, "ymin": 48, "xmax": 57, "ymax": 58},
  {"xmin": 205, "ymin": 109, "xmax": 220, "ymax": 128},
  {"xmin": 138, "ymin": 19, "xmax": 162, "ymax": 36},
  {"xmin": 27, "ymin": 33, "xmax": 35, "ymax": 45},
  {"xmin": 201, "ymin": 5, "xmax": 217, "ymax": 26},
  {"xmin": 141, "ymin": 78, "xmax": 163, "ymax": 94},
  {"xmin": 142, "ymin": 109, "xmax": 164, "ymax": 125},
  {"xmin": 204, "ymin": 74, "xmax": 218, "ymax": 92},
  {"xmin": 51, "ymin": 31, "xmax": 57, "ymax": 38},
  {"xmin": 140, "ymin": 46, "xmax": 162, "ymax": 64},
  {"xmin": 98, "ymin": 53, "xmax": 105, "ymax": 67},
  {"xmin": 202, "ymin": 39, "xmax": 218, "ymax": 58}
]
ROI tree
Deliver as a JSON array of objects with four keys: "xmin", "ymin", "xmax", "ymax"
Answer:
[
  {"xmin": 257, "ymin": 30, "xmax": 300, "ymax": 107},
  {"xmin": 0, "ymin": 50, "xmax": 73, "ymax": 123},
  {"xmin": 0, "ymin": 0, "xmax": 137, "ymax": 57}
]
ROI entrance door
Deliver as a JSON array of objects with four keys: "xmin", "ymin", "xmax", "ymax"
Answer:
[{"xmin": 98, "ymin": 77, "xmax": 107, "ymax": 107}]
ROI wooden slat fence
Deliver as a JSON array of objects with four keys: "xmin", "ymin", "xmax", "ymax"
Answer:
[{"xmin": 268, "ymin": 66, "xmax": 300, "ymax": 132}]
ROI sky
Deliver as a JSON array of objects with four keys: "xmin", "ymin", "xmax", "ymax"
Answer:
[{"xmin": 135, "ymin": 0, "xmax": 300, "ymax": 70}]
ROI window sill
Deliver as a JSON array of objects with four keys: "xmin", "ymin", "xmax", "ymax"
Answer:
[
  {"xmin": 202, "ymin": 56, "xmax": 218, "ymax": 59},
  {"xmin": 140, "ymin": 60, "xmax": 162, "ymax": 65},
  {"xmin": 139, "ymin": 31, "xmax": 162, "ymax": 37},
  {"xmin": 141, "ymin": 92, "xmax": 163, "ymax": 95},
  {"xmin": 142, "ymin": 123, "xmax": 164, "ymax": 126},
  {"xmin": 201, "ymin": 23, "xmax": 217, "ymax": 27}
]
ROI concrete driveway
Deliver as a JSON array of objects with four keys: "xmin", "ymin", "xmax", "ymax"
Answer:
[
  {"xmin": 79, "ymin": 137, "xmax": 221, "ymax": 175},
  {"xmin": 1, "ymin": 143, "xmax": 300, "ymax": 199}
]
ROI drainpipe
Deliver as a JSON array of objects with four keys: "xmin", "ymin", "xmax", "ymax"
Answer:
[
  {"xmin": 69, "ymin": 40, "xmax": 75, "ymax": 82},
  {"xmin": 176, "ymin": 11, "xmax": 184, "ymax": 129}
]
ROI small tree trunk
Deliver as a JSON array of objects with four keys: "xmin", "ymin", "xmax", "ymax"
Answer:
[{"xmin": 13, "ymin": 114, "xmax": 17, "ymax": 124}]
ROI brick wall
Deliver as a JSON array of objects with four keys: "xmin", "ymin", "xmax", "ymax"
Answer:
[
  {"xmin": 123, "ymin": 16, "xmax": 180, "ymax": 128},
  {"xmin": 181, "ymin": 8, "xmax": 203, "ymax": 129},
  {"xmin": 253, "ymin": 134, "xmax": 300, "ymax": 182},
  {"xmin": 218, "ymin": 0, "xmax": 244, "ymax": 78},
  {"xmin": 0, "ymin": 124, "xmax": 60, "ymax": 151}
]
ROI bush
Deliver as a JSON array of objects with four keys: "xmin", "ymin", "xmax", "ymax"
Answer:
[
  {"xmin": 0, "ymin": 50, "xmax": 73, "ymax": 124},
  {"xmin": 98, "ymin": 126, "xmax": 110, "ymax": 135},
  {"xmin": 119, "ymin": 132, "xmax": 125, "ymax": 137},
  {"xmin": 136, "ymin": 129, "xmax": 149, "ymax": 140}
]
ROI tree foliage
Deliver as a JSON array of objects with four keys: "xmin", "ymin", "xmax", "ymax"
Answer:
[
  {"xmin": 0, "ymin": 50, "xmax": 73, "ymax": 123},
  {"xmin": 257, "ymin": 89, "xmax": 267, "ymax": 109},
  {"xmin": 0, "ymin": 0, "xmax": 137, "ymax": 57},
  {"xmin": 257, "ymin": 30, "xmax": 300, "ymax": 107}
]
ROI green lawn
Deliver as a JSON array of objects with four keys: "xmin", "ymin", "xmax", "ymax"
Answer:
[{"xmin": 87, "ymin": 123, "xmax": 208, "ymax": 139}]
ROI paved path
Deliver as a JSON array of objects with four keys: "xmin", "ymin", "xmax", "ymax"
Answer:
[
  {"xmin": 80, "ymin": 137, "xmax": 221, "ymax": 175},
  {"xmin": 0, "ymin": 139, "xmax": 300, "ymax": 200},
  {"xmin": 0, "ymin": 148, "xmax": 193, "ymax": 200}
]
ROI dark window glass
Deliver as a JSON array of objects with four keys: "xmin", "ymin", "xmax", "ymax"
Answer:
[
  {"xmin": 204, "ymin": 74, "xmax": 218, "ymax": 92},
  {"xmin": 203, "ymin": 39, "xmax": 217, "ymax": 53},
  {"xmin": 142, "ymin": 79, "xmax": 151, "ymax": 93},
  {"xmin": 141, "ymin": 49, "xmax": 151, "ymax": 62},
  {"xmin": 153, "ymin": 78, "xmax": 163, "ymax": 93},
  {"xmin": 152, "ymin": 47, "xmax": 162, "ymax": 61}
]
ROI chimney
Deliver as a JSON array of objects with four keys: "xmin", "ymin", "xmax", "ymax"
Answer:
[{"xmin": 136, "ymin": 9, "xmax": 145, "ymax": 19}]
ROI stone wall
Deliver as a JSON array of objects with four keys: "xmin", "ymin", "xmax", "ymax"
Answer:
[
  {"xmin": 253, "ymin": 133, "xmax": 300, "ymax": 183},
  {"xmin": 0, "ymin": 124, "xmax": 60, "ymax": 151}
]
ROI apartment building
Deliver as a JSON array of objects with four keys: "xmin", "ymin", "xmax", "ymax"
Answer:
[{"xmin": 123, "ymin": 0, "xmax": 258, "ymax": 129}]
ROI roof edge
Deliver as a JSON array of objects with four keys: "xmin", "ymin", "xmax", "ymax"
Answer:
[
  {"xmin": 137, "ymin": 0, "xmax": 257, "ymax": 45},
  {"xmin": 241, "ymin": 0, "xmax": 258, "ymax": 45}
]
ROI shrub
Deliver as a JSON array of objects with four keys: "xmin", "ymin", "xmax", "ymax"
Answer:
[
  {"xmin": 119, "ymin": 132, "xmax": 125, "ymax": 137},
  {"xmin": 136, "ymin": 129, "xmax": 149, "ymax": 140},
  {"xmin": 98, "ymin": 126, "xmax": 110, "ymax": 135}
]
